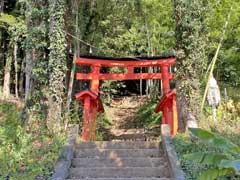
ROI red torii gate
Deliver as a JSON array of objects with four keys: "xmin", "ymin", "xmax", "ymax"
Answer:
[{"xmin": 75, "ymin": 56, "xmax": 178, "ymax": 141}]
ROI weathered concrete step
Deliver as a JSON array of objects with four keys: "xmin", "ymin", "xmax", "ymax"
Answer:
[
  {"xmin": 72, "ymin": 157, "xmax": 167, "ymax": 167},
  {"xmin": 75, "ymin": 141, "xmax": 160, "ymax": 149},
  {"xmin": 67, "ymin": 178, "xmax": 170, "ymax": 180},
  {"xmin": 112, "ymin": 133, "xmax": 146, "ymax": 141},
  {"xmin": 74, "ymin": 149, "xmax": 160, "ymax": 158},
  {"xmin": 69, "ymin": 167, "xmax": 170, "ymax": 178},
  {"xmin": 111, "ymin": 128, "xmax": 145, "ymax": 135}
]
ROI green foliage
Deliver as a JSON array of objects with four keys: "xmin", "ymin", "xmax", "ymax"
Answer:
[
  {"xmin": 95, "ymin": 113, "xmax": 112, "ymax": 141},
  {"xmin": 134, "ymin": 100, "xmax": 162, "ymax": 128},
  {"xmin": 0, "ymin": 102, "xmax": 65, "ymax": 180},
  {"xmin": 203, "ymin": 98, "xmax": 240, "ymax": 132},
  {"xmin": 174, "ymin": 0, "xmax": 209, "ymax": 118},
  {"xmin": 0, "ymin": 13, "xmax": 17, "ymax": 26},
  {"xmin": 97, "ymin": 0, "xmax": 174, "ymax": 56},
  {"xmin": 208, "ymin": 0, "xmax": 240, "ymax": 87},
  {"xmin": 173, "ymin": 133, "xmax": 210, "ymax": 179},
  {"xmin": 47, "ymin": 0, "xmax": 67, "ymax": 130},
  {"xmin": 197, "ymin": 168, "xmax": 233, "ymax": 180},
  {"xmin": 101, "ymin": 67, "xmax": 127, "ymax": 103},
  {"xmin": 184, "ymin": 128, "xmax": 240, "ymax": 179},
  {"xmin": 189, "ymin": 128, "xmax": 240, "ymax": 154},
  {"xmin": 184, "ymin": 152, "xmax": 227, "ymax": 166}
]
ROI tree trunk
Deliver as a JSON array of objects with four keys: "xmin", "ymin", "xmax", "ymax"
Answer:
[
  {"xmin": 66, "ymin": 0, "xmax": 80, "ymax": 115},
  {"xmin": 24, "ymin": 5, "xmax": 33, "ymax": 101},
  {"xmin": 19, "ymin": 57, "xmax": 25, "ymax": 97},
  {"xmin": 14, "ymin": 43, "xmax": 19, "ymax": 98},
  {"xmin": 174, "ymin": 0, "xmax": 208, "ymax": 130},
  {"xmin": 0, "ymin": 1, "xmax": 4, "ymax": 92},
  {"xmin": 25, "ymin": 50, "xmax": 33, "ymax": 101},
  {"xmin": 3, "ymin": 50, "xmax": 12, "ymax": 99},
  {"xmin": 0, "ymin": 0, "xmax": 3, "ymax": 12},
  {"xmin": 176, "ymin": 81, "xmax": 198, "ymax": 131},
  {"xmin": 47, "ymin": 0, "xmax": 67, "ymax": 132}
]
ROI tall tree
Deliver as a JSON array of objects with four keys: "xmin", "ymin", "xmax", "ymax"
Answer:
[
  {"xmin": 47, "ymin": 0, "xmax": 67, "ymax": 131},
  {"xmin": 3, "ymin": 50, "xmax": 12, "ymax": 98},
  {"xmin": 24, "ymin": 1, "xmax": 34, "ymax": 101},
  {"xmin": 1, "ymin": 1, "xmax": 16, "ymax": 99},
  {"xmin": 174, "ymin": 0, "xmax": 208, "ymax": 129},
  {"xmin": 66, "ymin": 0, "xmax": 80, "ymax": 126}
]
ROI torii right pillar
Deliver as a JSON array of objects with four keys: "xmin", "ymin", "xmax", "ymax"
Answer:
[{"xmin": 155, "ymin": 64, "xmax": 178, "ymax": 136}]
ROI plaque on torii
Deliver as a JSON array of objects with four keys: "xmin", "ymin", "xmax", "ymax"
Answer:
[{"xmin": 75, "ymin": 56, "xmax": 178, "ymax": 141}]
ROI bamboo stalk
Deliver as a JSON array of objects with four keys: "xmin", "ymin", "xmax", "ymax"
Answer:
[{"xmin": 201, "ymin": 6, "xmax": 233, "ymax": 112}]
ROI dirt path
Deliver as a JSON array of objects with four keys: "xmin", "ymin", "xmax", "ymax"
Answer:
[{"xmin": 103, "ymin": 95, "xmax": 160, "ymax": 141}]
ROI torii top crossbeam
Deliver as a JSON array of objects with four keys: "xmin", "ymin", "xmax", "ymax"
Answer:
[
  {"xmin": 76, "ymin": 55, "xmax": 175, "ymax": 84},
  {"xmin": 76, "ymin": 56, "xmax": 176, "ymax": 67}
]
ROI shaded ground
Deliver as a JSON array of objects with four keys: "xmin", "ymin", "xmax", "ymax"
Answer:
[{"xmin": 98, "ymin": 95, "xmax": 162, "ymax": 141}]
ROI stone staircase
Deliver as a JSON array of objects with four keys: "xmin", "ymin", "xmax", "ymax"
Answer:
[
  {"xmin": 52, "ymin": 96, "xmax": 185, "ymax": 180},
  {"xmin": 67, "ymin": 141, "xmax": 170, "ymax": 180}
]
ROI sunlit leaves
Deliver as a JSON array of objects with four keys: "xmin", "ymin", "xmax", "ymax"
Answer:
[
  {"xmin": 185, "ymin": 128, "xmax": 240, "ymax": 179},
  {"xmin": 0, "ymin": 13, "xmax": 17, "ymax": 25},
  {"xmin": 197, "ymin": 168, "xmax": 233, "ymax": 180},
  {"xmin": 184, "ymin": 152, "xmax": 227, "ymax": 166},
  {"xmin": 189, "ymin": 128, "xmax": 240, "ymax": 154}
]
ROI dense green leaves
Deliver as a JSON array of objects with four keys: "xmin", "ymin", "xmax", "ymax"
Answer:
[
  {"xmin": 208, "ymin": 0, "xmax": 240, "ymax": 87},
  {"xmin": 0, "ymin": 102, "xmax": 65, "ymax": 179},
  {"xmin": 189, "ymin": 128, "xmax": 240, "ymax": 154},
  {"xmin": 185, "ymin": 128, "xmax": 240, "ymax": 179},
  {"xmin": 174, "ymin": 0, "xmax": 209, "ymax": 121},
  {"xmin": 219, "ymin": 160, "xmax": 240, "ymax": 175},
  {"xmin": 47, "ymin": 0, "xmax": 67, "ymax": 131},
  {"xmin": 197, "ymin": 168, "xmax": 233, "ymax": 180},
  {"xmin": 184, "ymin": 152, "xmax": 227, "ymax": 166},
  {"xmin": 0, "ymin": 13, "xmax": 16, "ymax": 25}
]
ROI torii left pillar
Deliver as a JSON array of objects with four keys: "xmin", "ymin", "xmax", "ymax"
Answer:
[{"xmin": 75, "ymin": 65, "xmax": 103, "ymax": 141}]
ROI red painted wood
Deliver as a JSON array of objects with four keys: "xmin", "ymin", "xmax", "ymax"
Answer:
[
  {"xmin": 75, "ymin": 90, "xmax": 98, "ymax": 101},
  {"xmin": 75, "ymin": 57, "xmax": 178, "ymax": 140},
  {"xmin": 90, "ymin": 66, "xmax": 100, "ymax": 94},
  {"xmin": 76, "ymin": 73, "xmax": 173, "ymax": 80},
  {"xmin": 75, "ymin": 90, "xmax": 105, "ymax": 140},
  {"xmin": 155, "ymin": 89, "xmax": 178, "ymax": 136},
  {"xmin": 89, "ymin": 104, "xmax": 97, "ymax": 141},
  {"xmin": 76, "ymin": 57, "xmax": 176, "ymax": 67},
  {"xmin": 75, "ymin": 90, "xmax": 104, "ymax": 113},
  {"xmin": 161, "ymin": 65, "xmax": 170, "ymax": 94},
  {"xmin": 82, "ymin": 96, "xmax": 91, "ymax": 140},
  {"xmin": 128, "ymin": 66, "xmax": 134, "ymax": 74}
]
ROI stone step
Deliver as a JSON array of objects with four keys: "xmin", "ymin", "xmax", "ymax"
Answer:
[
  {"xmin": 74, "ymin": 149, "xmax": 160, "ymax": 158},
  {"xmin": 72, "ymin": 157, "xmax": 167, "ymax": 168},
  {"xmin": 111, "ymin": 128, "xmax": 145, "ymax": 135},
  {"xmin": 69, "ymin": 167, "xmax": 170, "ymax": 178},
  {"xmin": 111, "ymin": 134, "xmax": 146, "ymax": 141},
  {"xmin": 75, "ymin": 141, "xmax": 160, "ymax": 149},
  {"xmin": 67, "ymin": 178, "xmax": 170, "ymax": 180}
]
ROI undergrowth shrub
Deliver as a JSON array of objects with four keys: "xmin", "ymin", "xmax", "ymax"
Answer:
[
  {"xmin": 0, "ymin": 102, "xmax": 65, "ymax": 180},
  {"xmin": 134, "ymin": 99, "xmax": 162, "ymax": 128},
  {"xmin": 184, "ymin": 128, "xmax": 240, "ymax": 180}
]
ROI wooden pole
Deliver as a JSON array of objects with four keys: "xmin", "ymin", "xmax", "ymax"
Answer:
[{"xmin": 201, "ymin": 6, "xmax": 232, "ymax": 112}]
